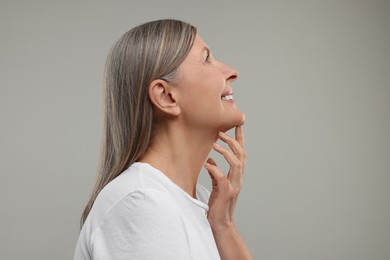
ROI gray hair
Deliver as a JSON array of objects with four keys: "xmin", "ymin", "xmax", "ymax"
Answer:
[{"xmin": 81, "ymin": 19, "xmax": 197, "ymax": 226}]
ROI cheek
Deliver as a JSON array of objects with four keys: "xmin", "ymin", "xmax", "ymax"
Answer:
[
  {"xmin": 198, "ymin": 75, "xmax": 224, "ymax": 98},
  {"xmin": 178, "ymin": 71, "xmax": 224, "ymax": 112}
]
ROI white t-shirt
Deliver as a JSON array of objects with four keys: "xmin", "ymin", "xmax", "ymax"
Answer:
[{"xmin": 74, "ymin": 162, "xmax": 220, "ymax": 260}]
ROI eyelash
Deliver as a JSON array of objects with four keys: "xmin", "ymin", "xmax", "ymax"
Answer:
[{"xmin": 205, "ymin": 50, "xmax": 211, "ymax": 63}]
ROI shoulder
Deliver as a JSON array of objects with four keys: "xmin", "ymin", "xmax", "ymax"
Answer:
[
  {"xmin": 109, "ymin": 188, "xmax": 181, "ymax": 217},
  {"xmin": 98, "ymin": 188, "xmax": 183, "ymax": 229},
  {"xmin": 90, "ymin": 189, "xmax": 191, "ymax": 259},
  {"xmin": 83, "ymin": 162, "xmax": 180, "ymax": 235},
  {"xmin": 92, "ymin": 188, "xmax": 182, "ymax": 238},
  {"xmin": 92, "ymin": 162, "xmax": 173, "ymax": 214}
]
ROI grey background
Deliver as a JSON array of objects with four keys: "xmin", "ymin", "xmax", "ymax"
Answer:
[{"xmin": 1, "ymin": 0, "xmax": 389, "ymax": 259}]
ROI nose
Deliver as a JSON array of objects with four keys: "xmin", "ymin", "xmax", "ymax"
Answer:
[{"xmin": 223, "ymin": 62, "xmax": 239, "ymax": 82}]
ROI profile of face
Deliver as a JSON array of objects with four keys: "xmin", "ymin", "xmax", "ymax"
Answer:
[{"xmin": 172, "ymin": 34, "xmax": 245, "ymax": 132}]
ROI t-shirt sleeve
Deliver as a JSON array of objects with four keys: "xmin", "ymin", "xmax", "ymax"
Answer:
[{"xmin": 90, "ymin": 190, "xmax": 191, "ymax": 260}]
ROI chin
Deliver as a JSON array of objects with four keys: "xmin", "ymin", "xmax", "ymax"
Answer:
[{"xmin": 219, "ymin": 112, "xmax": 246, "ymax": 132}]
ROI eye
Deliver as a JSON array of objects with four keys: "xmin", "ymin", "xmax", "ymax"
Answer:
[{"xmin": 205, "ymin": 49, "xmax": 211, "ymax": 63}]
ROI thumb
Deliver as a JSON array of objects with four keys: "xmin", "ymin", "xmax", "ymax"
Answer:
[
  {"xmin": 207, "ymin": 157, "xmax": 217, "ymax": 167},
  {"xmin": 204, "ymin": 158, "xmax": 225, "ymax": 187}
]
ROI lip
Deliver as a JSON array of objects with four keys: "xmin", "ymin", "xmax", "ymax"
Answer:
[
  {"xmin": 221, "ymin": 88, "xmax": 233, "ymax": 97},
  {"xmin": 222, "ymin": 96, "xmax": 237, "ymax": 108}
]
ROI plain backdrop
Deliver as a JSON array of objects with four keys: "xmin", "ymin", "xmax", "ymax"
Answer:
[{"xmin": 1, "ymin": 0, "xmax": 389, "ymax": 259}]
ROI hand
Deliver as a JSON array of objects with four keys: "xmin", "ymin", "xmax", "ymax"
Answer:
[{"xmin": 204, "ymin": 126, "xmax": 246, "ymax": 230}]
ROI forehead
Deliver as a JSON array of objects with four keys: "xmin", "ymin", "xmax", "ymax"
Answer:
[{"xmin": 190, "ymin": 34, "xmax": 209, "ymax": 53}]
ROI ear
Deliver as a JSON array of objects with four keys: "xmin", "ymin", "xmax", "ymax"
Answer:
[{"xmin": 148, "ymin": 79, "xmax": 181, "ymax": 117}]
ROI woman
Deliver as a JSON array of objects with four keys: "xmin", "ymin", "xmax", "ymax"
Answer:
[{"xmin": 75, "ymin": 19, "xmax": 252, "ymax": 260}]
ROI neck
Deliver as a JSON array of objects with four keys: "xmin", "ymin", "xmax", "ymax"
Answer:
[{"xmin": 138, "ymin": 122, "xmax": 217, "ymax": 198}]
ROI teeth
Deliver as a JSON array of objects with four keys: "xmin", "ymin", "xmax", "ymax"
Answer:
[{"xmin": 222, "ymin": 94, "xmax": 233, "ymax": 101}]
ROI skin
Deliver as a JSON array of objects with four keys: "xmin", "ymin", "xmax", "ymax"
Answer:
[{"xmin": 139, "ymin": 34, "xmax": 252, "ymax": 259}]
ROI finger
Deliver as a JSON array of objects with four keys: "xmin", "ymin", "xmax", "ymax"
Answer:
[
  {"xmin": 235, "ymin": 126, "xmax": 244, "ymax": 148},
  {"xmin": 218, "ymin": 131, "xmax": 245, "ymax": 161},
  {"xmin": 212, "ymin": 143, "xmax": 243, "ymax": 187},
  {"xmin": 214, "ymin": 144, "xmax": 243, "ymax": 186},
  {"xmin": 212, "ymin": 143, "xmax": 240, "ymax": 171},
  {"xmin": 207, "ymin": 157, "xmax": 218, "ymax": 167},
  {"xmin": 204, "ymin": 159, "xmax": 226, "ymax": 187}
]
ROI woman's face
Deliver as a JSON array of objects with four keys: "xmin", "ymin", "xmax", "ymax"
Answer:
[{"xmin": 173, "ymin": 34, "xmax": 245, "ymax": 132}]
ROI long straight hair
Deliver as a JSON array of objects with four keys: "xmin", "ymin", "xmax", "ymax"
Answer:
[{"xmin": 81, "ymin": 19, "xmax": 196, "ymax": 227}]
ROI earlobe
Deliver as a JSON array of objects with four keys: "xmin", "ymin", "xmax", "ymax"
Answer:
[{"xmin": 148, "ymin": 79, "xmax": 181, "ymax": 116}]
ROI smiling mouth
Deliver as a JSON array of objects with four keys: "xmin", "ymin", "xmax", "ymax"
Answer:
[{"xmin": 221, "ymin": 94, "xmax": 234, "ymax": 101}]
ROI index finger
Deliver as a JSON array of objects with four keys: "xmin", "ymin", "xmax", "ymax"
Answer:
[{"xmin": 235, "ymin": 126, "xmax": 244, "ymax": 148}]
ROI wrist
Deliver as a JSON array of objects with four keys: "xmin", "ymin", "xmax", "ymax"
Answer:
[
  {"xmin": 209, "ymin": 220, "xmax": 236, "ymax": 234},
  {"xmin": 209, "ymin": 221, "xmax": 253, "ymax": 260}
]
